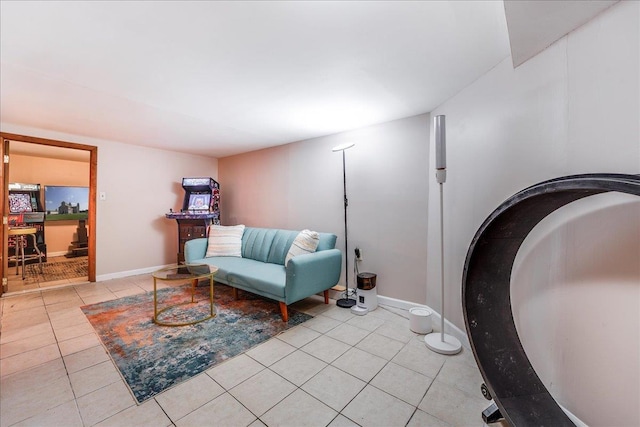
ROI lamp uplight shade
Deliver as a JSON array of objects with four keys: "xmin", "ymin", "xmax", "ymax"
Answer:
[
  {"xmin": 332, "ymin": 142, "xmax": 355, "ymax": 152},
  {"xmin": 435, "ymin": 115, "xmax": 446, "ymax": 170}
]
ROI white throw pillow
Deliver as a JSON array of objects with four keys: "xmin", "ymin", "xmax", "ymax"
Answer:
[
  {"xmin": 205, "ymin": 224, "xmax": 245, "ymax": 258},
  {"xmin": 285, "ymin": 229, "xmax": 320, "ymax": 265}
]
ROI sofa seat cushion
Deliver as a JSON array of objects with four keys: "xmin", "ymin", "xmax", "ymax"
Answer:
[{"xmin": 203, "ymin": 256, "xmax": 286, "ymax": 299}]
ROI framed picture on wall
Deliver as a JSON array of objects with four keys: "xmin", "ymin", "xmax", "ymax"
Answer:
[{"xmin": 44, "ymin": 186, "xmax": 89, "ymax": 221}]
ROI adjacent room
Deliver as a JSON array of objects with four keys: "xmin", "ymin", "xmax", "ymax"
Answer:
[
  {"xmin": 0, "ymin": 1, "xmax": 638, "ymax": 427},
  {"xmin": 5, "ymin": 142, "xmax": 90, "ymax": 293}
]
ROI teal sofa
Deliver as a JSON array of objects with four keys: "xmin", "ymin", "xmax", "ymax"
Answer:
[{"xmin": 184, "ymin": 227, "xmax": 342, "ymax": 321}]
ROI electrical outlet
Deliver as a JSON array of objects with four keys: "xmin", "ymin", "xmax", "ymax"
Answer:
[{"xmin": 355, "ymin": 247, "xmax": 363, "ymax": 261}]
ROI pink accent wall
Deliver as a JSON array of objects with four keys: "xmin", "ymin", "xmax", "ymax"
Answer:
[{"xmin": 219, "ymin": 114, "xmax": 431, "ymax": 306}]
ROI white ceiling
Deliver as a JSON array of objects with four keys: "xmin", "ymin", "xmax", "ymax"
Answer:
[
  {"xmin": 0, "ymin": 1, "xmax": 615, "ymax": 159},
  {"xmin": 0, "ymin": 1, "xmax": 510, "ymax": 158}
]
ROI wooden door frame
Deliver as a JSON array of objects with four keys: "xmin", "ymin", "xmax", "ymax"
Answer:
[{"xmin": 0, "ymin": 132, "xmax": 97, "ymax": 295}]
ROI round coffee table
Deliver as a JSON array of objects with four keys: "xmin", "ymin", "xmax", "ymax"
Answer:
[{"xmin": 152, "ymin": 264, "xmax": 218, "ymax": 326}]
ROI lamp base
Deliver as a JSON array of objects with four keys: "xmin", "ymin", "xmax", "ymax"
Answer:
[
  {"xmin": 350, "ymin": 305, "xmax": 368, "ymax": 316},
  {"xmin": 424, "ymin": 332, "xmax": 462, "ymax": 355},
  {"xmin": 336, "ymin": 298, "xmax": 356, "ymax": 308}
]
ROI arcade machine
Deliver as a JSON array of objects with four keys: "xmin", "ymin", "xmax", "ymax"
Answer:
[
  {"xmin": 8, "ymin": 183, "xmax": 47, "ymax": 265},
  {"xmin": 165, "ymin": 177, "xmax": 220, "ymax": 264}
]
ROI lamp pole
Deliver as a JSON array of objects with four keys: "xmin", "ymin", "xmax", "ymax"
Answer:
[
  {"xmin": 425, "ymin": 115, "xmax": 461, "ymax": 354},
  {"xmin": 333, "ymin": 142, "xmax": 356, "ymax": 308}
]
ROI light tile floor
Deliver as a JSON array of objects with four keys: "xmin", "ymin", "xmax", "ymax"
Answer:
[
  {"xmin": 0, "ymin": 274, "xmax": 498, "ymax": 427},
  {"xmin": 6, "ymin": 256, "xmax": 89, "ymax": 294}
]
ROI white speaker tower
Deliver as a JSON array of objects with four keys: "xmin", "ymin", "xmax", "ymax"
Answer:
[{"xmin": 425, "ymin": 115, "xmax": 462, "ymax": 355}]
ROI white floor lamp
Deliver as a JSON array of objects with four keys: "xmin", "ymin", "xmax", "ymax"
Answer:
[
  {"xmin": 425, "ymin": 115, "xmax": 462, "ymax": 355},
  {"xmin": 333, "ymin": 142, "xmax": 356, "ymax": 308}
]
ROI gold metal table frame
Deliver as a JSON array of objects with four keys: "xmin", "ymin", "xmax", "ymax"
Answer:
[{"xmin": 152, "ymin": 264, "xmax": 217, "ymax": 327}]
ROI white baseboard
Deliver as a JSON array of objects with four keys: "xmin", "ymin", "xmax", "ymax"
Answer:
[
  {"xmin": 96, "ymin": 264, "xmax": 172, "ymax": 282},
  {"xmin": 47, "ymin": 251, "xmax": 69, "ymax": 257},
  {"xmin": 376, "ymin": 294, "xmax": 471, "ymax": 350},
  {"xmin": 328, "ymin": 288, "xmax": 470, "ymax": 350},
  {"xmin": 560, "ymin": 405, "xmax": 588, "ymax": 427}
]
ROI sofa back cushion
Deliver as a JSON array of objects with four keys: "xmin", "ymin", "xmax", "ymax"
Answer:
[
  {"xmin": 316, "ymin": 233, "xmax": 337, "ymax": 252},
  {"xmin": 266, "ymin": 230, "xmax": 299, "ymax": 265},
  {"xmin": 240, "ymin": 227, "xmax": 337, "ymax": 265},
  {"xmin": 241, "ymin": 228, "xmax": 277, "ymax": 263}
]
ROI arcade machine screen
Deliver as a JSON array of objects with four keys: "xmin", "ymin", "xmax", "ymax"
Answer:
[
  {"xmin": 9, "ymin": 193, "xmax": 33, "ymax": 213},
  {"xmin": 187, "ymin": 194, "xmax": 211, "ymax": 211}
]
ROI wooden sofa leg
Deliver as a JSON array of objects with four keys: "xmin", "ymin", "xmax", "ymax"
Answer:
[
  {"xmin": 279, "ymin": 302, "xmax": 289, "ymax": 322},
  {"xmin": 232, "ymin": 288, "xmax": 239, "ymax": 300},
  {"xmin": 323, "ymin": 290, "xmax": 329, "ymax": 304}
]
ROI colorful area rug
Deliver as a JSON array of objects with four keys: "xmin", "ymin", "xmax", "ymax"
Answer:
[
  {"xmin": 81, "ymin": 283, "xmax": 312, "ymax": 403},
  {"xmin": 24, "ymin": 257, "xmax": 88, "ymax": 283}
]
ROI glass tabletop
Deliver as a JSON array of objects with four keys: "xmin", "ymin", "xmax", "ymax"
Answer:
[{"xmin": 152, "ymin": 264, "xmax": 216, "ymax": 280}]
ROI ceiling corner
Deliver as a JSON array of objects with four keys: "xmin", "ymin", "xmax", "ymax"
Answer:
[{"xmin": 504, "ymin": 0, "xmax": 619, "ymax": 68}]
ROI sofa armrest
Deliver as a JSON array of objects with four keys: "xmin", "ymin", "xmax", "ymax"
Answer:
[
  {"xmin": 184, "ymin": 238, "xmax": 208, "ymax": 263},
  {"xmin": 285, "ymin": 249, "xmax": 342, "ymax": 304}
]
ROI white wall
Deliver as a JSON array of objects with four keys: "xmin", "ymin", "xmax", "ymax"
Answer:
[
  {"xmin": 219, "ymin": 114, "xmax": 431, "ymax": 304},
  {"xmin": 0, "ymin": 124, "xmax": 219, "ymax": 276},
  {"xmin": 513, "ymin": 193, "xmax": 639, "ymax": 426},
  {"xmin": 427, "ymin": 1, "xmax": 639, "ymax": 425}
]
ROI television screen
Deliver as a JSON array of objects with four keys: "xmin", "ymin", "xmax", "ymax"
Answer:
[
  {"xmin": 8, "ymin": 193, "xmax": 33, "ymax": 213},
  {"xmin": 44, "ymin": 186, "xmax": 89, "ymax": 221},
  {"xmin": 188, "ymin": 194, "xmax": 211, "ymax": 210}
]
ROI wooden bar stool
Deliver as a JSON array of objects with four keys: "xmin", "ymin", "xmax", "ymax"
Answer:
[{"xmin": 8, "ymin": 227, "xmax": 43, "ymax": 280}]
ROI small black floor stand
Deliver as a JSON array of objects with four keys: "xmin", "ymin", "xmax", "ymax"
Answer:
[
  {"xmin": 480, "ymin": 383, "xmax": 504, "ymax": 424},
  {"xmin": 482, "ymin": 402, "xmax": 504, "ymax": 424},
  {"xmin": 336, "ymin": 293, "xmax": 355, "ymax": 308}
]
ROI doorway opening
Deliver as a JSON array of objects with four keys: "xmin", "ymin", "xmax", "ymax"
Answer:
[{"xmin": 1, "ymin": 133, "xmax": 97, "ymax": 296}]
